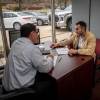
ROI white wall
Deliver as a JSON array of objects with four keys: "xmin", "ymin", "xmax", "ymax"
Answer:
[
  {"xmin": 72, "ymin": 0, "xmax": 100, "ymax": 38},
  {"xmin": 90, "ymin": 0, "xmax": 100, "ymax": 38},
  {"xmin": 72, "ymin": 0, "xmax": 90, "ymax": 30}
]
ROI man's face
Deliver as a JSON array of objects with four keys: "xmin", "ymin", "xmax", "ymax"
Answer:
[{"xmin": 75, "ymin": 24, "xmax": 84, "ymax": 36}]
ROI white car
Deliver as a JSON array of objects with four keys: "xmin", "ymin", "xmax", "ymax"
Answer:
[
  {"xmin": 22, "ymin": 11, "xmax": 49, "ymax": 26},
  {"xmin": 3, "ymin": 11, "xmax": 37, "ymax": 30}
]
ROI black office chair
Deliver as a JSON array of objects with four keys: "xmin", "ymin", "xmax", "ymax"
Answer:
[
  {"xmin": 0, "ymin": 85, "xmax": 37, "ymax": 100},
  {"xmin": 95, "ymin": 38, "xmax": 100, "ymax": 83}
]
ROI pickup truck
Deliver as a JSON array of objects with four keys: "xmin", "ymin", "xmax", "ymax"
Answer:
[{"xmin": 48, "ymin": 5, "xmax": 72, "ymax": 31}]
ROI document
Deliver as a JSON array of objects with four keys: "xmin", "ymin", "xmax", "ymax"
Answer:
[
  {"xmin": 56, "ymin": 47, "xmax": 69, "ymax": 55},
  {"xmin": 43, "ymin": 41, "xmax": 52, "ymax": 51},
  {"xmin": 44, "ymin": 55, "xmax": 58, "ymax": 67},
  {"xmin": 53, "ymin": 55, "xmax": 58, "ymax": 67},
  {"xmin": 38, "ymin": 41, "xmax": 52, "ymax": 55}
]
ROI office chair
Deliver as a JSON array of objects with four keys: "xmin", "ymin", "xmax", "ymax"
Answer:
[
  {"xmin": 0, "ymin": 85, "xmax": 37, "ymax": 100},
  {"xmin": 95, "ymin": 38, "xmax": 100, "ymax": 83}
]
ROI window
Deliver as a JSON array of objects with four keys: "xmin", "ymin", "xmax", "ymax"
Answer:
[{"xmin": 3, "ymin": 13, "xmax": 17, "ymax": 18}]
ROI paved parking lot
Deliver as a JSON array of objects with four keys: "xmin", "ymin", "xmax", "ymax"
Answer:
[{"xmin": 38, "ymin": 25, "xmax": 72, "ymax": 42}]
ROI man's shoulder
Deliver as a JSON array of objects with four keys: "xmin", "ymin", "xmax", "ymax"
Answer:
[
  {"xmin": 86, "ymin": 31, "xmax": 95, "ymax": 37},
  {"xmin": 86, "ymin": 31, "xmax": 94, "ymax": 34},
  {"xmin": 86, "ymin": 31, "xmax": 96, "ymax": 41}
]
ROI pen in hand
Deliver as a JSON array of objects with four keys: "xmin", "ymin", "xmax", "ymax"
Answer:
[{"xmin": 58, "ymin": 57, "xmax": 62, "ymax": 63}]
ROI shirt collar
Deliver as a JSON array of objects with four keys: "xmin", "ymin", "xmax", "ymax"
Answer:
[{"xmin": 18, "ymin": 37, "xmax": 33, "ymax": 44}]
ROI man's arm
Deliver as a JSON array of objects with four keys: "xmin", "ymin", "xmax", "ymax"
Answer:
[
  {"xmin": 31, "ymin": 47, "xmax": 54, "ymax": 73},
  {"xmin": 68, "ymin": 32, "xmax": 96, "ymax": 57},
  {"xmin": 51, "ymin": 32, "xmax": 75, "ymax": 49},
  {"xmin": 77, "ymin": 33, "xmax": 96, "ymax": 56}
]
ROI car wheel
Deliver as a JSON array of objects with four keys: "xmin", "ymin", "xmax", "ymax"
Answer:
[
  {"xmin": 67, "ymin": 18, "xmax": 72, "ymax": 31},
  {"xmin": 37, "ymin": 19, "xmax": 43, "ymax": 26},
  {"xmin": 13, "ymin": 22, "xmax": 21, "ymax": 30}
]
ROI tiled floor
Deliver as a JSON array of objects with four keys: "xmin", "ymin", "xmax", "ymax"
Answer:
[
  {"xmin": 89, "ymin": 69, "xmax": 100, "ymax": 100},
  {"xmin": 90, "ymin": 81, "xmax": 100, "ymax": 100}
]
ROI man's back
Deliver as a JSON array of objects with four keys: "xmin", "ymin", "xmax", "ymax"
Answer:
[
  {"xmin": 2, "ymin": 23, "xmax": 57, "ymax": 99},
  {"xmin": 2, "ymin": 38, "xmax": 37, "ymax": 91}
]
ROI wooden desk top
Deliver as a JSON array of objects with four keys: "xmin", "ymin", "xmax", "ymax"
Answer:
[{"xmin": 51, "ymin": 55, "xmax": 93, "ymax": 80}]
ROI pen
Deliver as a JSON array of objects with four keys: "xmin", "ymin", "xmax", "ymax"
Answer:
[{"xmin": 58, "ymin": 57, "xmax": 62, "ymax": 63}]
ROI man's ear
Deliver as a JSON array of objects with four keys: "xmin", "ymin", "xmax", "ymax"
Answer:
[
  {"xmin": 30, "ymin": 32, "xmax": 35, "ymax": 37},
  {"xmin": 29, "ymin": 32, "xmax": 34, "ymax": 40}
]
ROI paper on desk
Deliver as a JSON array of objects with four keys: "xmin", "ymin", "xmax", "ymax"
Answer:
[
  {"xmin": 38, "ymin": 41, "xmax": 52, "ymax": 51},
  {"xmin": 43, "ymin": 41, "xmax": 52, "ymax": 51},
  {"xmin": 56, "ymin": 47, "xmax": 69, "ymax": 55},
  {"xmin": 43, "ymin": 55, "xmax": 58, "ymax": 67},
  {"xmin": 53, "ymin": 55, "xmax": 58, "ymax": 67}
]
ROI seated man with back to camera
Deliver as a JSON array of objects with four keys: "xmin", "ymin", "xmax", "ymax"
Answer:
[
  {"xmin": 51, "ymin": 21, "xmax": 96, "ymax": 58},
  {"xmin": 2, "ymin": 23, "xmax": 57, "ymax": 100}
]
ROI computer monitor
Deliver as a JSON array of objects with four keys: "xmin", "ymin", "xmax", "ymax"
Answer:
[
  {"xmin": 9, "ymin": 30, "xmax": 20, "ymax": 47},
  {"xmin": 9, "ymin": 29, "xmax": 40, "ymax": 47}
]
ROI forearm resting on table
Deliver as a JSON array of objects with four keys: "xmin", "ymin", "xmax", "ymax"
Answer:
[{"xmin": 77, "ymin": 48, "xmax": 95, "ymax": 56}]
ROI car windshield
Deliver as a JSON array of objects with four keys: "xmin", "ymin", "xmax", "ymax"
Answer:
[
  {"xmin": 17, "ymin": 12, "xmax": 30, "ymax": 16},
  {"xmin": 37, "ymin": 12, "xmax": 43, "ymax": 16},
  {"xmin": 64, "ymin": 5, "xmax": 72, "ymax": 11},
  {"xmin": 22, "ymin": 12, "xmax": 33, "ymax": 15},
  {"xmin": 32, "ymin": 12, "xmax": 44, "ymax": 16},
  {"xmin": 22, "ymin": 11, "xmax": 46, "ymax": 16}
]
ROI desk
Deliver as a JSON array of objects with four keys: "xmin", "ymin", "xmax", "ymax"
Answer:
[{"xmin": 51, "ymin": 55, "xmax": 94, "ymax": 100}]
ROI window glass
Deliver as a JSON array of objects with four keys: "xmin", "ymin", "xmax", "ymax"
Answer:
[
  {"xmin": 3, "ymin": 13, "xmax": 17, "ymax": 18},
  {"xmin": 0, "ymin": 0, "xmax": 72, "ymax": 67}
]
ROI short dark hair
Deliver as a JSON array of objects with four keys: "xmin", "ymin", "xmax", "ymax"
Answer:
[
  {"xmin": 76, "ymin": 21, "xmax": 87, "ymax": 30},
  {"xmin": 20, "ymin": 23, "xmax": 37, "ymax": 37}
]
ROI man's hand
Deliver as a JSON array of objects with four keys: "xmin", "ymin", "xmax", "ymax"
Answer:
[
  {"xmin": 50, "ymin": 43, "xmax": 59, "ymax": 48},
  {"xmin": 47, "ymin": 54, "xmax": 54, "ymax": 74},
  {"xmin": 47, "ymin": 54, "xmax": 54, "ymax": 59},
  {"xmin": 68, "ymin": 49, "xmax": 78, "ymax": 56}
]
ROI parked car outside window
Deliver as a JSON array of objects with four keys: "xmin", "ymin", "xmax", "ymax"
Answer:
[
  {"xmin": 3, "ymin": 11, "xmax": 37, "ymax": 30},
  {"xmin": 48, "ymin": 5, "xmax": 72, "ymax": 31},
  {"xmin": 22, "ymin": 11, "xmax": 49, "ymax": 26}
]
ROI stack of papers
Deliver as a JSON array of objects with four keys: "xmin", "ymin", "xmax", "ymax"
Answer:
[
  {"xmin": 44, "ymin": 55, "xmax": 58, "ymax": 67},
  {"xmin": 53, "ymin": 55, "xmax": 58, "ymax": 67},
  {"xmin": 38, "ymin": 41, "xmax": 52, "ymax": 55},
  {"xmin": 56, "ymin": 47, "xmax": 69, "ymax": 55},
  {"xmin": 43, "ymin": 41, "xmax": 52, "ymax": 51}
]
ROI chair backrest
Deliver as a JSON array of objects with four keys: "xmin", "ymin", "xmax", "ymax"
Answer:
[
  {"xmin": 0, "ymin": 86, "xmax": 36, "ymax": 100},
  {"xmin": 95, "ymin": 38, "xmax": 100, "ymax": 66},
  {"xmin": 95, "ymin": 38, "xmax": 100, "ymax": 55},
  {"xmin": 94, "ymin": 38, "xmax": 100, "ymax": 83}
]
